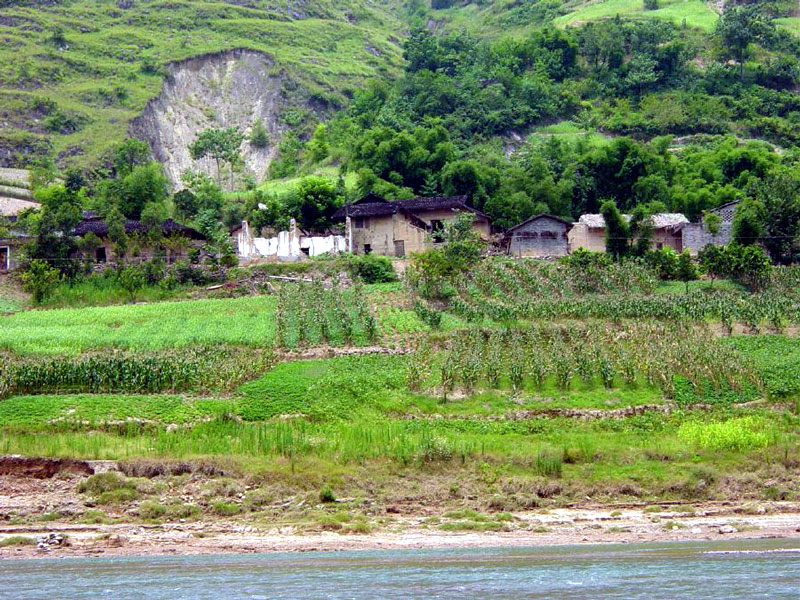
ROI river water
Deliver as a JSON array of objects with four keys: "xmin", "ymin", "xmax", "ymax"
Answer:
[{"xmin": 2, "ymin": 539, "xmax": 799, "ymax": 599}]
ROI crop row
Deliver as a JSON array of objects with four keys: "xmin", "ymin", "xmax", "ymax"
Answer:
[
  {"xmin": 408, "ymin": 322, "xmax": 761, "ymax": 403},
  {"xmin": 0, "ymin": 347, "xmax": 273, "ymax": 399},
  {"xmin": 274, "ymin": 281, "xmax": 379, "ymax": 349}
]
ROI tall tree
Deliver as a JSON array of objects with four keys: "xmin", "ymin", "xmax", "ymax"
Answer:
[
  {"xmin": 189, "ymin": 127, "xmax": 245, "ymax": 188},
  {"xmin": 716, "ymin": 4, "xmax": 773, "ymax": 80},
  {"xmin": 752, "ymin": 170, "xmax": 800, "ymax": 264},
  {"xmin": 600, "ymin": 200, "xmax": 630, "ymax": 259}
]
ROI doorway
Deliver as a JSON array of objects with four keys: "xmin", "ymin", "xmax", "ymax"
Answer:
[{"xmin": 0, "ymin": 246, "xmax": 8, "ymax": 271}]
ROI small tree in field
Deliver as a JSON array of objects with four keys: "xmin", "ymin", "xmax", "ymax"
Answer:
[
  {"xmin": 698, "ymin": 244, "xmax": 728, "ymax": 288},
  {"xmin": 677, "ymin": 250, "xmax": 699, "ymax": 293},
  {"xmin": 118, "ymin": 265, "xmax": 146, "ymax": 303},
  {"xmin": 21, "ymin": 260, "xmax": 61, "ymax": 304}
]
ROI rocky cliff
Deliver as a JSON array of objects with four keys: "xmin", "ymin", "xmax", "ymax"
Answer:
[{"xmin": 131, "ymin": 49, "xmax": 291, "ymax": 189}]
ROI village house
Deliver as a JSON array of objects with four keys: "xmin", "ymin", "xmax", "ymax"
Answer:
[
  {"xmin": 0, "ymin": 198, "xmax": 40, "ymax": 272},
  {"xmin": 333, "ymin": 193, "xmax": 491, "ymax": 258},
  {"xmin": 73, "ymin": 211, "xmax": 206, "ymax": 264},
  {"xmin": 681, "ymin": 200, "xmax": 739, "ymax": 256},
  {"xmin": 505, "ymin": 214, "xmax": 573, "ymax": 258},
  {"xmin": 568, "ymin": 213, "xmax": 690, "ymax": 253}
]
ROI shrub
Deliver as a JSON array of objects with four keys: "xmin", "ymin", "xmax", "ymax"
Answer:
[
  {"xmin": 138, "ymin": 501, "xmax": 167, "ymax": 520},
  {"xmin": 347, "ymin": 254, "xmax": 397, "ymax": 283},
  {"xmin": 645, "ymin": 247, "xmax": 680, "ymax": 280},
  {"xmin": 77, "ymin": 472, "xmax": 136, "ymax": 496},
  {"xmin": 319, "ymin": 487, "xmax": 336, "ymax": 503},
  {"xmin": 21, "ymin": 260, "xmax": 61, "ymax": 304},
  {"xmin": 211, "ymin": 501, "xmax": 241, "ymax": 516},
  {"xmin": 0, "ymin": 536, "xmax": 36, "ymax": 548}
]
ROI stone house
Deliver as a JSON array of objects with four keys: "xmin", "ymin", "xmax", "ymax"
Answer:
[
  {"xmin": 0, "ymin": 198, "xmax": 40, "ymax": 272},
  {"xmin": 505, "ymin": 214, "xmax": 573, "ymax": 258},
  {"xmin": 568, "ymin": 213, "xmax": 690, "ymax": 253},
  {"xmin": 681, "ymin": 201, "xmax": 739, "ymax": 256},
  {"xmin": 333, "ymin": 193, "xmax": 492, "ymax": 258},
  {"xmin": 73, "ymin": 212, "xmax": 206, "ymax": 264}
]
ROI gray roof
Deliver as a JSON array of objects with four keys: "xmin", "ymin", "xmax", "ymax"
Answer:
[{"xmin": 578, "ymin": 213, "xmax": 688, "ymax": 230}]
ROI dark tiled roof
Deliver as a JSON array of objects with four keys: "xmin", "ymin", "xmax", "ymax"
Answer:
[
  {"xmin": 333, "ymin": 195, "xmax": 490, "ymax": 221},
  {"xmin": 333, "ymin": 202, "xmax": 397, "ymax": 219},
  {"xmin": 506, "ymin": 213, "xmax": 574, "ymax": 234},
  {"xmin": 73, "ymin": 217, "xmax": 206, "ymax": 240},
  {"xmin": 399, "ymin": 195, "xmax": 469, "ymax": 212}
]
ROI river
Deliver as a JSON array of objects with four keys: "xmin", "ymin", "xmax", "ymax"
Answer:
[{"xmin": 2, "ymin": 539, "xmax": 799, "ymax": 599}]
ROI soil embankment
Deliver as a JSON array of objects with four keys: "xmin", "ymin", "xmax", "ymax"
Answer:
[{"xmin": 1, "ymin": 460, "xmax": 798, "ymax": 559}]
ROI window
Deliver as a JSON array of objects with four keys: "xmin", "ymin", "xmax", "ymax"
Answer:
[
  {"xmin": 354, "ymin": 217, "xmax": 368, "ymax": 229},
  {"xmin": 541, "ymin": 231, "xmax": 557, "ymax": 239},
  {"xmin": 0, "ymin": 247, "xmax": 8, "ymax": 271},
  {"xmin": 96, "ymin": 247, "xmax": 107, "ymax": 263},
  {"xmin": 363, "ymin": 244, "xmax": 372, "ymax": 255},
  {"xmin": 394, "ymin": 240, "xmax": 405, "ymax": 258}
]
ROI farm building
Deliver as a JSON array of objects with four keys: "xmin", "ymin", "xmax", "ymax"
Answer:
[
  {"xmin": 333, "ymin": 193, "xmax": 491, "ymax": 257},
  {"xmin": 568, "ymin": 213, "xmax": 690, "ymax": 253},
  {"xmin": 73, "ymin": 211, "xmax": 206, "ymax": 264},
  {"xmin": 505, "ymin": 214, "xmax": 573, "ymax": 258},
  {"xmin": 0, "ymin": 197, "xmax": 40, "ymax": 272},
  {"xmin": 681, "ymin": 201, "xmax": 739, "ymax": 256}
]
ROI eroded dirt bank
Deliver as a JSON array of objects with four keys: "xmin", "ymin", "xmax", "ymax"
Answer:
[{"xmin": 1, "ymin": 466, "xmax": 798, "ymax": 559}]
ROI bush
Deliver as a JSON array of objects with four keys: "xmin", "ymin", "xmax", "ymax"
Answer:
[
  {"xmin": 138, "ymin": 501, "xmax": 167, "ymax": 520},
  {"xmin": 211, "ymin": 501, "xmax": 241, "ymax": 516},
  {"xmin": 0, "ymin": 536, "xmax": 36, "ymax": 548},
  {"xmin": 319, "ymin": 487, "xmax": 336, "ymax": 503},
  {"xmin": 77, "ymin": 472, "xmax": 136, "ymax": 496},
  {"xmin": 21, "ymin": 260, "xmax": 61, "ymax": 304},
  {"xmin": 645, "ymin": 247, "xmax": 680, "ymax": 280},
  {"xmin": 347, "ymin": 254, "xmax": 397, "ymax": 284}
]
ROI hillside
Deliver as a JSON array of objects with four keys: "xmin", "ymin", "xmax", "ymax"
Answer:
[{"xmin": 0, "ymin": 0, "xmax": 406, "ymax": 171}]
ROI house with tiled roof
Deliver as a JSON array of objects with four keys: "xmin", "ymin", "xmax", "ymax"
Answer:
[
  {"xmin": 333, "ymin": 193, "xmax": 491, "ymax": 257},
  {"xmin": 568, "ymin": 212, "xmax": 690, "ymax": 253},
  {"xmin": 73, "ymin": 211, "xmax": 206, "ymax": 264}
]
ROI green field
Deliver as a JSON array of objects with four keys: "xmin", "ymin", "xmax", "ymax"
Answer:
[
  {"xmin": 553, "ymin": 0, "xmax": 719, "ymax": 31},
  {"xmin": 0, "ymin": 296, "xmax": 277, "ymax": 355}
]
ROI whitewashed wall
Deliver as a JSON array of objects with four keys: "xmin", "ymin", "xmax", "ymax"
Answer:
[{"xmin": 235, "ymin": 220, "xmax": 347, "ymax": 260}]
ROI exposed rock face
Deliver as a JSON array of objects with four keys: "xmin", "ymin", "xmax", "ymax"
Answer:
[{"xmin": 131, "ymin": 49, "xmax": 285, "ymax": 188}]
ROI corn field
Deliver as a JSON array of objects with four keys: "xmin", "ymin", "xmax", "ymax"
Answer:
[
  {"xmin": 407, "ymin": 322, "xmax": 762, "ymax": 402},
  {"xmin": 0, "ymin": 347, "xmax": 273, "ymax": 398},
  {"xmin": 274, "ymin": 280, "xmax": 379, "ymax": 349}
]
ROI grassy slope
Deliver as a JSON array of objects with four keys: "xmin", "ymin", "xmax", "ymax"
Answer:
[
  {"xmin": 553, "ymin": 0, "xmax": 718, "ymax": 32},
  {"xmin": 0, "ymin": 0, "xmax": 406, "ymax": 166},
  {"xmin": 428, "ymin": 0, "xmax": 718, "ymax": 37}
]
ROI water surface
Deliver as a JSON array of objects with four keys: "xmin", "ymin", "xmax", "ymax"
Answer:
[{"xmin": 3, "ymin": 538, "xmax": 799, "ymax": 599}]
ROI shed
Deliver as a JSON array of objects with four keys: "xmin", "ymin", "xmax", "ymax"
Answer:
[{"xmin": 506, "ymin": 214, "xmax": 573, "ymax": 258}]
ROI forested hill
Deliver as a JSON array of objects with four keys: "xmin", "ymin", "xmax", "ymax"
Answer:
[{"xmin": 4, "ymin": 0, "xmax": 800, "ymax": 232}]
